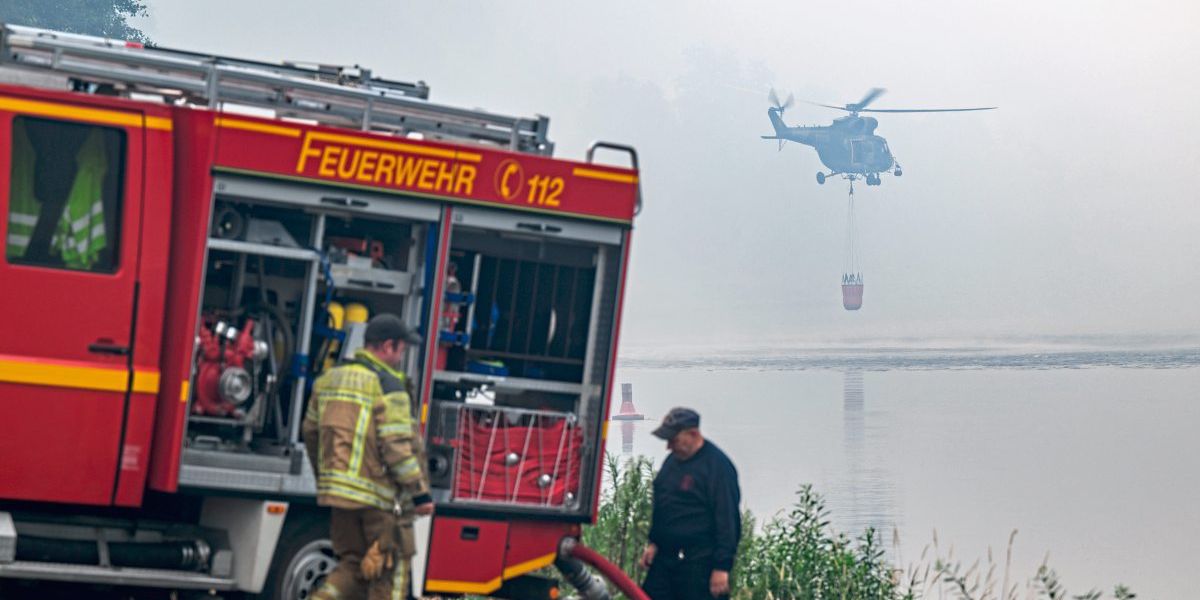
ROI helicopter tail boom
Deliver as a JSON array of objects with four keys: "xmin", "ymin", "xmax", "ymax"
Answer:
[{"xmin": 767, "ymin": 107, "xmax": 789, "ymax": 136}]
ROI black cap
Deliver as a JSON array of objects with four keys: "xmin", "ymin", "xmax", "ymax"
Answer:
[
  {"xmin": 364, "ymin": 314, "xmax": 423, "ymax": 345},
  {"xmin": 651, "ymin": 407, "xmax": 701, "ymax": 440}
]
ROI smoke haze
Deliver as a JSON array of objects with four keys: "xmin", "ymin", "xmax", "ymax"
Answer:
[{"xmin": 138, "ymin": 0, "xmax": 1200, "ymax": 348}]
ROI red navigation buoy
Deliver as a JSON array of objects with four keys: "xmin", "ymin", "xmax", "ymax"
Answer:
[
  {"xmin": 613, "ymin": 383, "xmax": 642, "ymax": 454},
  {"xmin": 612, "ymin": 383, "xmax": 644, "ymax": 421}
]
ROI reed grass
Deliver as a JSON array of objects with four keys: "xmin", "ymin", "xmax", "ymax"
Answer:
[{"xmin": 583, "ymin": 454, "xmax": 1140, "ymax": 600}]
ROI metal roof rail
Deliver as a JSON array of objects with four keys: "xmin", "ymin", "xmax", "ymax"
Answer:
[{"xmin": 0, "ymin": 23, "xmax": 554, "ymax": 155}]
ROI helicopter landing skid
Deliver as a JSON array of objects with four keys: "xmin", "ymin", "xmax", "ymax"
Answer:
[
  {"xmin": 816, "ymin": 171, "xmax": 841, "ymax": 185},
  {"xmin": 854, "ymin": 172, "xmax": 884, "ymax": 186},
  {"xmin": 818, "ymin": 170, "xmax": 898, "ymax": 187}
]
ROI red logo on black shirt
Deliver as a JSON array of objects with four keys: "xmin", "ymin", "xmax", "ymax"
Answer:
[{"xmin": 680, "ymin": 474, "xmax": 694, "ymax": 491}]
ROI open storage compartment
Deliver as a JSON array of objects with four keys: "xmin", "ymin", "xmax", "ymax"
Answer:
[
  {"xmin": 426, "ymin": 208, "xmax": 625, "ymax": 519},
  {"xmin": 179, "ymin": 176, "xmax": 439, "ymax": 493}
]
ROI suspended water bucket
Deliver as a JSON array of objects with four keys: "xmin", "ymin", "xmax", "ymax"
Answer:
[
  {"xmin": 842, "ymin": 185, "xmax": 863, "ymax": 311},
  {"xmin": 842, "ymin": 282, "xmax": 864, "ymax": 310}
]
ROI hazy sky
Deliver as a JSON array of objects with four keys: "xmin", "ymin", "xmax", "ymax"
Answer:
[{"xmin": 138, "ymin": 0, "xmax": 1200, "ymax": 348}]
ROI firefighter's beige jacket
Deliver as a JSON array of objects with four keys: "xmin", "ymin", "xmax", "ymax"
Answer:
[{"xmin": 302, "ymin": 349, "xmax": 429, "ymax": 511}]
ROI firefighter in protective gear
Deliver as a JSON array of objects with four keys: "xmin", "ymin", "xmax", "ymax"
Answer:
[{"xmin": 303, "ymin": 314, "xmax": 433, "ymax": 600}]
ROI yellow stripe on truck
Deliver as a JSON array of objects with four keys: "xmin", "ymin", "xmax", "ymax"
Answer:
[
  {"xmin": 0, "ymin": 355, "xmax": 160, "ymax": 394},
  {"xmin": 502, "ymin": 552, "xmax": 558, "ymax": 579},
  {"xmin": 131, "ymin": 370, "xmax": 160, "ymax": 394},
  {"xmin": 215, "ymin": 116, "xmax": 301, "ymax": 138},
  {"xmin": 572, "ymin": 167, "xmax": 638, "ymax": 184},
  {"xmin": 424, "ymin": 577, "xmax": 503, "ymax": 595},
  {"xmin": 423, "ymin": 553, "xmax": 556, "ymax": 595},
  {"xmin": 0, "ymin": 96, "xmax": 172, "ymax": 131}
]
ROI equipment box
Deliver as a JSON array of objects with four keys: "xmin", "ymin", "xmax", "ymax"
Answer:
[
  {"xmin": 178, "ymin": 177, "xmax": 436, "ymax": 494},
  {"xmin": 425, "ymin": 207, "xmax": 625, "ymax": 519}
]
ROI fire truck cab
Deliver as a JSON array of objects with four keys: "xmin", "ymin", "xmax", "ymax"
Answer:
[{"xmin": 0, "ymin": 24, "xmax": 638, "ymax": 599}]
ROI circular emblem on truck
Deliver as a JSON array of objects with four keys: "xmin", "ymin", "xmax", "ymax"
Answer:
[{"xmin": 494, "ymin": 159, "xmax": 525, "ymax": 201}]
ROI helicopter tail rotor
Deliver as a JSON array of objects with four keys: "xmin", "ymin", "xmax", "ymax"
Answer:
[{"xmin": 768, "ymin": 87, "xmax": 795, "ymax": 115}]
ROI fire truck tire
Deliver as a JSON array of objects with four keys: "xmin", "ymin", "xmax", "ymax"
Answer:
[{"xmin": 259, "ymin": 509, "xmax": 334, "ymax": 600}]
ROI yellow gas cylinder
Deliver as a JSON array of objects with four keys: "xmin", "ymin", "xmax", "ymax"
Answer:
[
  {"xmin": 345, "ymin": 303, "xmax": 369, "ymax": 327},
  {"xmin": 322, "ymin": 302, "xmax": 346, "ymax": 371},
  {"xmin": 324, "ymin": 302, "xmax": 368, "ymax": 369},
  {"xmin": 327, "ymin": 302, "xmax": 346, "ymax": 330}
]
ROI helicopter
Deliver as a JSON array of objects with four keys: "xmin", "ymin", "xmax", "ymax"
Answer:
[{"xmin": 762, "ymin": 88, "xmax": 995, "ymax": 185}]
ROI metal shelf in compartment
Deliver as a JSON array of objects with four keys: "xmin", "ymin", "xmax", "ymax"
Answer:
[
  {"xmin": 328, "ymin": 263, "xmax": 413, "ymax": 295},
  {"xmin": 207, "ymin": 238, "xmax": 319, "ymax": 262},
  {"xmin": 432, "ymin": 370, "xmax": 589, "ymax": 396}
]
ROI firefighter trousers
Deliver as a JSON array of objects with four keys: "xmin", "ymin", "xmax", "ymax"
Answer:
[{"xmin": 312, "ymin": 507, "xmax": 412, "ymax": 600}]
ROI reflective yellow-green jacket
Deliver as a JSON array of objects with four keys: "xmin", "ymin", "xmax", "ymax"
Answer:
[
  {"xmin": 6, "ymin": 122, "xmax": 39, "ymax": 259},
  {"xmin": 302, "ymin": 349, "xmax": 430, "ymax": 511},
  {"xmin": 54, "ymin": 129, "xmax": 108, "ymax": 270}
]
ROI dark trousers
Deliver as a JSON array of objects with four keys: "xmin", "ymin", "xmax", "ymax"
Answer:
[{"xmin": 642, "ymin": 552, "xmax": 728, "ymax": 600}]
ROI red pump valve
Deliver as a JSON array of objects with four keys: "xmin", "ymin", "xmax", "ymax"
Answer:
[{"xmin": 193, "ymin": 318, "xmax": 260, "ymax": 417}]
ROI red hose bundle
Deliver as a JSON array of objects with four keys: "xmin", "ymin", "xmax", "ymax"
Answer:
[{"xmin": 453, "ymin": 410, "xmax": 583, "ymax": 505}]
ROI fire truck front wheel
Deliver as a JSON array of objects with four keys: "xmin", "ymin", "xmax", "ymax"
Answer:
[{"xmin": 260, "ymin": 508, "xmax": 334, "ymax": 600}]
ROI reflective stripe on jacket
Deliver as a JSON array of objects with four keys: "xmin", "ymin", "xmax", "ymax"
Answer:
[
  {"xmin": 302, "ymin": 349, "xmax": 429, "ymax": 510},
  {"xmin": 6, "ymin": 122, "xmax": 40, "ymax": 258},
  {"xmin": 55, "ymin": 130, "xmax": 108, "ymax": 270}
]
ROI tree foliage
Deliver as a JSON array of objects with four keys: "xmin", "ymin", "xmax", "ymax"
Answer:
[{"xmin": 0, "ymin": 0, "xmax": 149, "ymax": 42}]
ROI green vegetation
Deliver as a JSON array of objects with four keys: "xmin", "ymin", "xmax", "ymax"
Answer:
[
  {"xmin": 735, "ymin": 485, "xmax": 896, "ymax": 599},
  {"xmin": 586, "ymin": 454, "xmax": 1139, "ymax": 600},
  {"xmin": 583, "ymin": 454, "xmax": 656, "ymax": 579},
  {"xmin": 0, "ymin": 0, "xmax": 150, "ymax": 43}
]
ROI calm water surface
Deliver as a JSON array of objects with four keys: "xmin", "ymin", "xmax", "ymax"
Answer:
[{"xmin": 611, "ymin": 348, "xmax": 1199, "ymax": 599}]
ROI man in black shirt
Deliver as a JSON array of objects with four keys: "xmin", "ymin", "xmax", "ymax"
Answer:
[{"xmin": 640, "ymin": 407, "xmax": 741, "ymax": 600}]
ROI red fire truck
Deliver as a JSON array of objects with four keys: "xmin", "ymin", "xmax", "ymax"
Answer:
[{"xmin": 0, "ymin": 24, "xmax": 639, "ymax": 599}]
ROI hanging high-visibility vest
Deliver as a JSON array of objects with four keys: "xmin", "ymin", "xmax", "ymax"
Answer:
[
  {"xmin": 54, "ymin": 130, "xmax": 108, "ymax": 270},
  {"xmin": 6, "ymin": 122, "xmax": 41, "ymax": 260}
]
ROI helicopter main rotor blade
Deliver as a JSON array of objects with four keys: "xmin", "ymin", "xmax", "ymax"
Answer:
[
  {"xmin": 804, "ymin": 100, "xmax": 852, "ymax": 112},
  {"xmin": 857, "ymin": 106, "xmax": 997, "ymax": 113},
  {"xmin": 853, "ymin": 87, "xmax": 887, "ymax": 111}
]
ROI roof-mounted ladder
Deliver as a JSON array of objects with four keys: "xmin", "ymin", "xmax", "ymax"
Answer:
[{"xmin": 0, "ymin": 23, "xmax": 554, "ymax": 155}]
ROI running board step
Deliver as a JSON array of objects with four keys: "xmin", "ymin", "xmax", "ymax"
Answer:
[{"xmin": 0, "ymin": 560, "xmax": 237, "ymax": 590}]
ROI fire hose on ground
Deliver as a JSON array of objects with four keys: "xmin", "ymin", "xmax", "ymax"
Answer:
[{"xmin": 555, "ymin": 537, "xmax": 651, "ymax": 600}]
